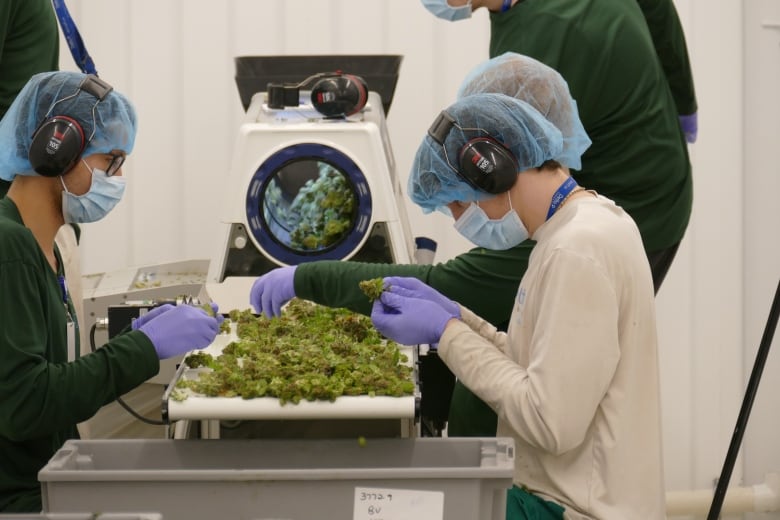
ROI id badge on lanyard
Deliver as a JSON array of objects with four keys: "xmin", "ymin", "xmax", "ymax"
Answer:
[
  {"xmin": 59, "ymin": 276, "xmax": 78, "ymax": 362},
  {"xmin": 66, "ymin": 317, "xmax": 76, "ymax": 362}
]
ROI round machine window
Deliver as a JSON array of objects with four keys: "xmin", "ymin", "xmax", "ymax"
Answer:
[
  {"xmin": 262, "ymin": 159, "xmax": 357, "ymax": 252},
  {"xmin": 246, "ymin": 143, "xmax": 373, "ymax": 264}
]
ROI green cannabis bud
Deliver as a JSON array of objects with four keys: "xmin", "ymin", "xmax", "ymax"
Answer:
[
  {"xmin": 184, "ymin": 352, "xmax": 215, "ymax": 369},
  {"xmin": 359, "ymin": 278, "xmax": 388, "ymax": 302}
]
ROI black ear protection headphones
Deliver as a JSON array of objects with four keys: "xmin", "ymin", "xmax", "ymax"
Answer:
[
  {"xmin": 427, "ymin": 110, "xmax": 519, "ymax": 195},
  {"xmin": 28, "ymin": 74, "xmax": 114, "ymax": 177},
  {"xmin": 266, "ymin": 71, "xmax": 368, "ymax": 118}
]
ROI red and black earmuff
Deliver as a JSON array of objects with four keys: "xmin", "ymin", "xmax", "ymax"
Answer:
[
  {"xmin": 266, "ymin": 71, "xmax": 369, "ymax": 118},
  {"xmin": 427, "ymin": 110, "xmax": 519, "ymax": 194},
  {"xmin": 28, "ymin": 74, "xmax": 113, "ymax": 177}
]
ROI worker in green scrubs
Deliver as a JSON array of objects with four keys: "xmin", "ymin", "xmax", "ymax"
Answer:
[{"xmin": 0, "ymin": 71, "xmax": 223, "ymax": 512}]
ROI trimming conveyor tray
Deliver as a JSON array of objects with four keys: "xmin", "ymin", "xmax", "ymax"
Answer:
[{"xmin": 162, "ymin": 323, "xmax": 419, "ymax": 422}]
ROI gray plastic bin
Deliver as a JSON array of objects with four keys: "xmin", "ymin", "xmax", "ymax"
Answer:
[
  {"xmin": 0, "ymin": 515, "xmax": 162, "ymax": 520},
  {"xmin": 39, "ymin": 437, "xmax": 513, "ymax": 520}
]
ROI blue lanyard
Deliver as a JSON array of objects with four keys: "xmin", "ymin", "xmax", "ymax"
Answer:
[
  {"xmin": 52, "ymin": 0, "xmax": 98, "ymax": 75},
  {"xmin": 57, "ymin": 276, "xmax": 68, "ymax": 305},
  {"xmin": 546, "ymin": 177, "xmax": 579, "ymax": 220}
]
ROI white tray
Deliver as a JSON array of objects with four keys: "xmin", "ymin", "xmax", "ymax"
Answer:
[{"xmin": 162, "ymin": 322, "xmax": 418, "ymax": 422}]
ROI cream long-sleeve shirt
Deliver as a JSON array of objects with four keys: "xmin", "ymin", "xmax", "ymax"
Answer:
[{"xmin": 438, "ymin": 195, "xmax": 665, "ymax": 519}]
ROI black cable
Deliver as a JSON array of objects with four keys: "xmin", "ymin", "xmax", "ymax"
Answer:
[
  {"xmin": 707, "ymin": 278, "xmax": 780, "ymax": 519},
  {"xmin": 89, "ymin": 322, "xmax": 166, "ymax": 426}
]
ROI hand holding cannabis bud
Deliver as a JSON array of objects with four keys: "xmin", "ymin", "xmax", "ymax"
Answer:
[
  {"xmin": 369, "ymin": 277, "xmax": 461, "ymax": 346},
  {"xmin": 380, "ymin": 277, "xmax": 461, "ymax": 317}
]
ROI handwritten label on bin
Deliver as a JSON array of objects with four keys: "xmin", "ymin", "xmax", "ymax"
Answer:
[{"xmin": 353, "ymin": 486, "xmax": 444, "ymax": 520}]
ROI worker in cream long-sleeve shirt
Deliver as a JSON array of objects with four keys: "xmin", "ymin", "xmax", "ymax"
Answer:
[
  {"xmin": 370, "ymin": 93, "xmax": 664, "ymax": 519},
  {"xmin": 439, "ymin": 195, "xmax": 663, "ymax": 519}
]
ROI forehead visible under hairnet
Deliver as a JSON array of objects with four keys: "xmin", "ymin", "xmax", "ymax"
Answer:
[
  {"xmin": 0, "ymin": 71, "xmax": 137, "ymax": 181},
  {"xmin": 458, "ymin": 52, "xmax": 590, "ymax": 171},
  {"xmin": 409, "ymin": 92, "xmax": 563, "ymax": 214}
]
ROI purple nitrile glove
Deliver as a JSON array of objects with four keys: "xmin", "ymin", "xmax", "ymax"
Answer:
[
  {"xmin": 679, "ymin": 112, "xmax": 697, "ymax": 144},
  {"xmin": 131, "ymin": 304, "xmax": 175, "ymax": 331},
  {"xmin": 250, "ymin": 266, "xmax": 297, "ymax": 318},
  {"xmin": 138, "ymin": 304, "xmax": 221, "ymax": 360},
  {"xmin": 370, "ymin": 291, "xmax": 459, "ymax": 346},
  {"xmin": 383, "ymin": 276, "xmax": 461, "ymax": 318}
]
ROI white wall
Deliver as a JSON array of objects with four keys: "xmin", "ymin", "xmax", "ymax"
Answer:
[
  {"xmin": 743, "ymin": 2, "xmax": 780, "ymax": 519},
  {"xmin": 657, "ymin": 0, "xmax": 746, "ymax": 506},
  {"xmin": 57, "ymin": 1, "xmax": 779, "ymax": 515}
]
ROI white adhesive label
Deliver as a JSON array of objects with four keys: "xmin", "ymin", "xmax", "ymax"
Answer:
[{"xmin": 353, "ymin": 486, "xmax": 444, "ymax": 520}]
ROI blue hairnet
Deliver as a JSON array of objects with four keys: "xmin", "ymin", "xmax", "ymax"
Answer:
[
  {"xmin": 457, "ymin": 52, "xmax": 590, "ymax": 170},
  {"xmin": 409, "ymin": 92, "xmax": 564, "ymax": 214},
  {"xmin": 0, "ymin": 71, "xmax": 137, "ymax": 181}
]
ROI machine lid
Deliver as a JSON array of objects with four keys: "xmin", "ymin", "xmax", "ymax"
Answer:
[{"xmin": 234, "ymin": 55, "xmax": 403, "ymax": 115}]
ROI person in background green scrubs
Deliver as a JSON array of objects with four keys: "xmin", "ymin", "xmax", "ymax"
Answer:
[
  {"xmin": 0, "ymin": 0, "xmax": 58, "ymax": 118},
  {"xmin": 0, "ymin": 71, "xmax": 223, "ymax": 512},
  {"xmin": 0, "ymin": 0, "xmax": 60, "ymax": 197},
  {"xmin": 423, "ymin": 0, "xmax": 697, "ymax": 287}
]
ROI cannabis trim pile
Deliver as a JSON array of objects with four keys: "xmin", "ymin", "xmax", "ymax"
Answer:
[
  {"xmin": 173, "ymin": 299, "xmax": 414, "ymax": 405},
  {"xmin": 264, "ymin": 166, "xmax": 355, "ymax": 251}
]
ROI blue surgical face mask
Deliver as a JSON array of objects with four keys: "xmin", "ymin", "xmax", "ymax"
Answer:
[
  {"xmin": 421, "ymin": 0, "xmax": 472, "ymax": 21},
  {"xmin": 453, "ymin": 195, "xmax": 528, "ymax": 250},
  {"xmin": 60, "ymin": 160, "xmax": 126, "ymax": 223}
]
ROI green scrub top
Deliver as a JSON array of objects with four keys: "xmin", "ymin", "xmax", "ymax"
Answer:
[
  {"xmin": 0, "ymin": 0, "xmax": 59, "ymax": 118},
  {"xmin": 490, "ymin": 0, "xmax": 695, "ymax": 254},
  {"xmin": 0, "ymin": 0, "xmax": 61, "ymax": 201}
]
